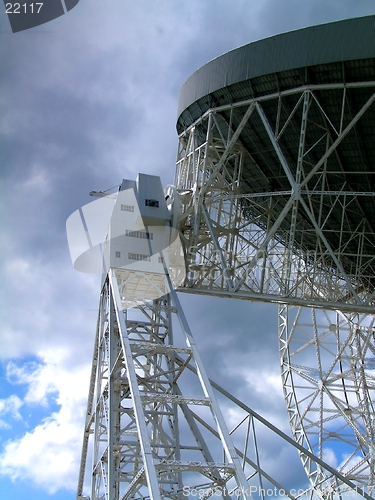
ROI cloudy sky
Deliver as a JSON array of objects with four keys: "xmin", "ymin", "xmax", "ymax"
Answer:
[{"xmin": 1, "ymin": 1, "xmax": 375, "ymax": 499}]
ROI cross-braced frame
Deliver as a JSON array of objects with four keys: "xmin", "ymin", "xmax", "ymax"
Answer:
[
  {"xmin": 77, "ymin": 269, "xmax": 253, "ymax": 500},
  {"xmin": 173, "ymin": 78, "xmax": 375, "ymax": 493},
  {"xmin": 279, "ymin": 305, "xmax": 375, "ymax": 495},
  {"xmin": 174, "ymin": 82, "xmax": 375, "ymax": 313}
]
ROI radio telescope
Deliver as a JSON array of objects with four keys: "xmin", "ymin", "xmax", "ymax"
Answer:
[{"xmin": 71, "ymin": 15, "xmax": 375, "ymax": 500}]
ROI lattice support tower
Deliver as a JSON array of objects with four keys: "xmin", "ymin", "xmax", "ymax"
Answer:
[
  {"xmin": 75, "ymin": 263, "xmax": 374, "ymax": 500},
  {"xmin": 77, "ymin": 270, "xmax": 254, "ymax": 499},
  {"xmin": 74, "ymin": 175, "xmax": 255, "ymax": 500}
]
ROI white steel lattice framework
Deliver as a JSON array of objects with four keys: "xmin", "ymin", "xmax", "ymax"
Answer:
[
  {"xmin": 279, "ymin": 306, "xmax": 375, "ymax": 493},
  {"xmin": 77, "ymin": 267, "xmax": 253, "ymax": 500},
  {"xmin": 173, "ymin": 85, "xmax": 375, "ymax": 312},
  {"xmin": 172, "ymin": 80, "xmax": 375, "ymax": 495},
  {"xmin": 75, "ymin": 83, "xmax": 375, "ymax": 499}
]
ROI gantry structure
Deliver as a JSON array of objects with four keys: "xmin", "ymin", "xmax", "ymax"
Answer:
[{"xmin": 74, "ymin": 15, "xmax": 375, "ymax": 500}]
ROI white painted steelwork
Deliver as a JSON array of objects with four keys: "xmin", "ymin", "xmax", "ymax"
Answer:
[
  {"xmin": 75, "ymin": 175, "xmax": 251, "ymax": 499},
  {"xmin": 77, "ymin": 269, "xmax": 256, "ymax": 499},
  {"xmin": 173, "ymin": 84, "xmax": 375, "ymax": 313},
  {"xmin": 279, "ymin": 306, "xmax": 375, "ymax": 494},
  {"xmin": 173, "ymin": 79, "xmax": 375, "ymax": 495}
]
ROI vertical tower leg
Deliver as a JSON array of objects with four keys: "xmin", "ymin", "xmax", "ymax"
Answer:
[
  {"xmin": 279, "ymin": 304, "xmax": 375, "ymax": 496},
  {"xmin": 77, "ymin": 269, "xmax": 251, "ymax": 500}
]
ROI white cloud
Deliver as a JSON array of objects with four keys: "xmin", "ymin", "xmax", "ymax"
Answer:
[
  {"xmin": 323, "ymin": 448, "xmax": 338, "ymax": 469},
  {"xmin": 0, "ymin": 414, "xmax": 80, "ymax": 494},
  {"xmin": 0, "ymin": 252, "xmax": 98, "ymax": 359},
  {"xmin": 19, "ymin": 164, "xmax": 52, "ymax": 193},
  {"xmin": 243, "ymin": 369, "xmax": 284, "ymax": 399},
  {"xmin": 0, "ymin": 395, "xmax": 23, "ymax": 429},
  {"xmin": 0, "ymin": 353, "xmax": 90, "ymax": 493},
  {"xmin": 6, "ymin": 360, "xmax": 59, "ymax": 407}
]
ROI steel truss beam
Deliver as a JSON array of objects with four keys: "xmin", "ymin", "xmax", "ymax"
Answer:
[
  {"xmin": 75, "ymin": 79, "xmax": 375, "ymax": 500},
  {"xmin": 173, "ymin": 83, "xmax": 375, "ymax": 313}
]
